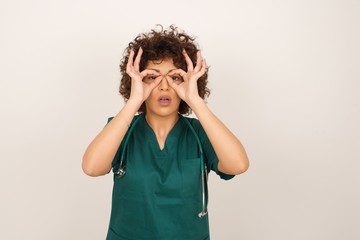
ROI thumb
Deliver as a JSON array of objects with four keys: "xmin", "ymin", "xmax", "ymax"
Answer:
[
  {"xmin": 147, "ymin": 76, "xmax": 162, "ymax": 90},
  {"xmin": 166, "ymin": 76, "xmax": 179, "ymax": 91}
]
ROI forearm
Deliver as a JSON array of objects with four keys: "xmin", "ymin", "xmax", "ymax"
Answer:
[
  {"xmin": 82, "ymin": 99, "xmax": 141, "ymax": 177},
  {"xmin": 190, "ymin": 97, "xmax": 249, "ymax": 175}
]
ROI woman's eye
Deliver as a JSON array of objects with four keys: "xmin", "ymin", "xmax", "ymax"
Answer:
[
  {"xmin": 145, "ymin": 75, "xmax": 157, "ymax": 80},
  {"xmin": 170, "ymin": 75, "xmax": 182, "ymax": 81}
]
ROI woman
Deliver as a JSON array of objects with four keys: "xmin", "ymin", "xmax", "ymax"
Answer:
[{"xmin": 82, "ymin": 25, "xmax": 249, "ymax": 240}]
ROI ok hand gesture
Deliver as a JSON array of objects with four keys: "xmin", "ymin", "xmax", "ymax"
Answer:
[
  {"xmin": 126, "ymin": 47, "xmax": 162, "ymax": 104},
  {"xmin": 166, "ymin": 50, "xmax": 207, "ymax": 107}
]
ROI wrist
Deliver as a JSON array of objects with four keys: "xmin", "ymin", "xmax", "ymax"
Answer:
[
  {"xmin": 188, "ymin": 96, "xmax": 206, "ymax": 113},
  {"xmin": 125, "ymin": 98, "xmax": 143, "ymax": 111}
]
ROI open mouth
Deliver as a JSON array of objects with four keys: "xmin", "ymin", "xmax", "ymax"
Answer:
[
  {"xmin": 158, "ymin": 96, "xmax": 171, "ymax": 105},
  {"xmin": 159, "ymin": 97, "xmax": 170, "ymax": 102}
]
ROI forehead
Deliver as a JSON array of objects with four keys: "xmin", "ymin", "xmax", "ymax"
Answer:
[{"xmin": 145, "ymin": 58, "xmax": 176, "ymax": 72}]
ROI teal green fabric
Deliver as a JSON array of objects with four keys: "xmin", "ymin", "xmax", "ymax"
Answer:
[{"xmin": 106, "ymin": 114, "xmax": 234, "ymax": 240}]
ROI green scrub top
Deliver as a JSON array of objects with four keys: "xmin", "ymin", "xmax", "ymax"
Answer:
[{"xmin": 106, "ymin": 114, "xmax": 234, "ymax": 240}]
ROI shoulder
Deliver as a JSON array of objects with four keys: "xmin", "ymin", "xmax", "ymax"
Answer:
[
  {"xmin": 182, "ymin": 115, "xmax": 200, "ymax": 127},
  {"xmin": 132, "ymin": 114, "xmax": 143, "ymax": 124},
  {"xmin": 182, "ymin": 115, "xmax": 199, "ymax": 124},
  {"xmin": 181, "ymin": 115, "xmax": 204, "ymax": 135}
]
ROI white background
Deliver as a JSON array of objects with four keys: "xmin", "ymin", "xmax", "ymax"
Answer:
[{"xmin": 1, "ymin": 0, "xmax": 359, "ymax": 239}]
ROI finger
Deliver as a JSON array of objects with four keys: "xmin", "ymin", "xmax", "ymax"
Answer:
[
  {"xmin": 193, "ymin": 51, "xmax": 203, "ymax": 72},
  {"xmin": 200, "ymin": 58, "xmax": 207, "ymax": 74},
  {"xmin": 126, "ymin": 49, "xmax": 135, "ymax": 74},
  {"xmin": 168, "ymin": 68, "xmax": 188, "ymax": 81},
  {"xmin": 146, "ymin": 75, "xmax": 162, "ymax": 90},
  {"xmin": 151, "ymin": 75, "xmax": 162, "ymax": 86},
  {"xmin": 134, "ymin": 47, "xmax": 143, "ymax": 72},
  {"xmin": 194, "ymin": 59, "xmax": 207, "ymax": 79},
  {"xmin": 165, "ymin": 75, "xmax": 180, "ymax": 91},
  {"xmin": 182, "ymin": 49, "xmax": 194, "ymax": 72}
]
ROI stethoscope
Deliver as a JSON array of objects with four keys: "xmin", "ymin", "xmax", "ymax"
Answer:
[{"xmin": 114, "ymin": 115, "xmax": 208, "ymax": 218}]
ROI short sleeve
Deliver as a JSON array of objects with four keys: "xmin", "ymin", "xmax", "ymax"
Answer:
[
  {"xmin": 107, "ymin": 117, "xmax": 114, "ymax": 124},
  {"xmin": 190, "ymin": 118, "xmax": 235, "ymax": 180}
]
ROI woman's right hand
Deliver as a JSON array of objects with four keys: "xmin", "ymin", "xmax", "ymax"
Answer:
[
  {"xmin": 82, "ymin": 48, "xmax": 162, "ymax": 177},
  {"xmin": 126, "ymin": 47, "xmax": 161, "ymax": 104}
]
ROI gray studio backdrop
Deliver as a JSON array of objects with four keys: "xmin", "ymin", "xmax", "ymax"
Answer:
[{"xmin": 1, "ymin": 0, "xmax": 359, "ymax": 239}]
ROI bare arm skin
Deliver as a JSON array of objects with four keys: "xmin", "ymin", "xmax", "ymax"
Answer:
[
  {"xmin": 82, "ymin": 100, "xmax": 140, "ymax": 176},
  {"xmin": 82, "ymin": 48, "xmax": 161, "ymax": 176},
  {"xmin": 190, "ymin": 98, "xmax": 249, "ymax": 175},
  {"xmin": 167, "ymin": 50, "xmax": 249, "ymax": 175}
]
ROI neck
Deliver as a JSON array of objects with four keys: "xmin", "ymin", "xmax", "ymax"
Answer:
[{"xmin": 145, "ymin": 112, "xmax": 179, "ymax": 138}]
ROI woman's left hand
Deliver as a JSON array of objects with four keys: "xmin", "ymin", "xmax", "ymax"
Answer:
[{"xmin": 166, "ymin": 49, "xmax": 207, "ymax": 106}]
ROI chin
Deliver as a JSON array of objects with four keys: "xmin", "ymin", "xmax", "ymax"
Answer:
[{"xmin": 146, "ymin": 107, "xmax": 179, "ymax": 117}]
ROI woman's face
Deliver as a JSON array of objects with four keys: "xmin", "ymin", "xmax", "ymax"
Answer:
[{"xmin": 143, "ymin": 58, "xmax": 183, "ymax": 118}]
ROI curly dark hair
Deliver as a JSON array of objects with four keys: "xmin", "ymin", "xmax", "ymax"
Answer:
[{"xmin": 119, "ymin": 25, "xmax": 210, "ymax": 115}]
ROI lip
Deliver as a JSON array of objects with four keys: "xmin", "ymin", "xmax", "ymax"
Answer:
[{"xmin": 158, "ymin": 95, "xmax": 172, "ymax": 106}]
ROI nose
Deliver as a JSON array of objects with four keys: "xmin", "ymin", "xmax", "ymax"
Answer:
[{"xmin": 159, "ymin": 75, "xmax": 169, "ymax": 91}]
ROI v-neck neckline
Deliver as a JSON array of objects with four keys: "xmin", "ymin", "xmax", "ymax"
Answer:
[{"xmin": 142, "ymin": 114, "xmax": 182, "ymax": 153}]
